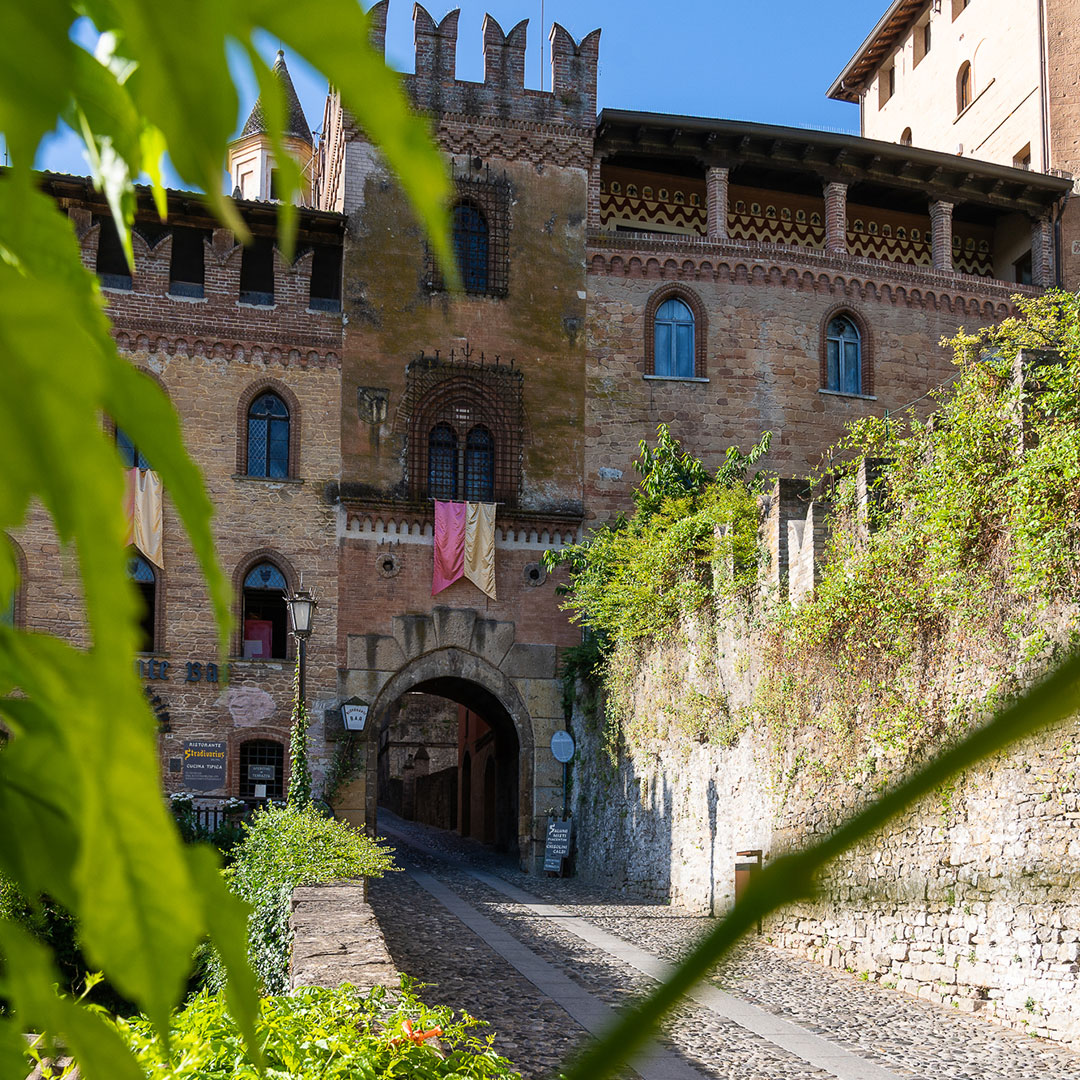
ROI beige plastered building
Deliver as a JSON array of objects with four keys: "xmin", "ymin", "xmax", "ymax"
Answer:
[{"xmin": 830, "ymin": 0, "xmax": 1080, "ymax": 286}]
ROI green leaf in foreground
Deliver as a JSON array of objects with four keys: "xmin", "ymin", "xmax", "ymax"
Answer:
[{"xmin": 561, "ymin": 651, "xmax": 1080, "ymax": 1080}]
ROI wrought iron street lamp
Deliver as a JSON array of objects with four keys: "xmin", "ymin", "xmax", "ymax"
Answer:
[
  {"xmin": 284, "ymin": 585, "xmax": 318, "ymax": 704},
  {"xmin": 284, "ymin": 584, "xmax": 318, "ymax": 806}
]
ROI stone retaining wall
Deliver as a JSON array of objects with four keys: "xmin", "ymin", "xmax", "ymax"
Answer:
[
  {"xmin": 571, "ymin": 635, "xmax": 1080, "ymax": 1048},
  {"xmin": 289, "ymin": 881, "xmax": 397, "ymax": 992}
]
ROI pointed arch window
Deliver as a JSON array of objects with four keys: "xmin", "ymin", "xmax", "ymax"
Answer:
[
  {"xmin": 242, "ymin": 561, "xmax": 288, "ymax": 659},
  {"xmin": 428, "ymin": 424, "xmax": 458, "ymax": 500},
  {"xmin": 826, "ymin": 315, "xmax": 862, "ymax": 395},
  {"xmin": 453, "ymin": 202, "xmax": 489, "ymax": 295},
  {"xmin": 128, "ymin": 552, "xmax": 157, "ymax": 653},
  {"xmin": 654, "ymin": 297, "xmax": 696, "ymax": 378},
  {"xmin": 464, "ymin": 425, "xmax": 495, "ymax": 501},
  {"xmin": 247, "ymin": 393, "xmax": 289, "ymax": 478}
]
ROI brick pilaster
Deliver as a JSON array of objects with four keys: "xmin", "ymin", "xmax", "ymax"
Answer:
[
  {"xmin": 706, "ymin": 166, "xmax": 729, "ymax": 242},
  {"xmin": 1032, "ymin": 215, "xmax": 1055, "ymax": 287},
  {"xmin": 930, "ymin": 201, "xmax": 955, "ymax": 272},
  {"xmin": 823, "ymin": 182, "xmax": 847, "ymax": 254},
  {"xmin": 587, "ymin": 156, "xmax": 603, "ymax": 230}
]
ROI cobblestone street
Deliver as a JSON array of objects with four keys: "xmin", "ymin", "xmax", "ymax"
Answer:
[{"xmin": 369, "ymin": 812, "xmax": 1080, "ymax": 1080}]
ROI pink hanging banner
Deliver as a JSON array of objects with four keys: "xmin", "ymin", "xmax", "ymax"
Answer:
[{"xmin": 432, "ymin": 500, "xmax": 467, "ymax": 595}]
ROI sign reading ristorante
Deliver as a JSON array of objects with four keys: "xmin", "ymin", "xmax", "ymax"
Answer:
[{"xmin": 182, "ymin": 740, "xmax": 227, "ymax": 791}]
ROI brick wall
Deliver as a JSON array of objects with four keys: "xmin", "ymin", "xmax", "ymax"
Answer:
[
  {"xmin": 583, "ymin": 236, "xmax": 1024, "ymax": 521},
  {"xmin": 15, "ymin": 194, "xmax": 345, "ymax": 799}
]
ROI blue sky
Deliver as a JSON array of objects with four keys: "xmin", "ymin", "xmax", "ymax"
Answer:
[{"xmin": 36, "ymin": 1, "xmax": 878, "ymax": 186}]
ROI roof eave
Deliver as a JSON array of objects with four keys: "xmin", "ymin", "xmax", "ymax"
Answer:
[{"xmin": 827, "ymin": 0, "xmax": 924, "ymax": 102}]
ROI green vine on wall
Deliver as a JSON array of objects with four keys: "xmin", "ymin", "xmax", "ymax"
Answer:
[{"xmin": 554, "ymin": 292, "xmax": 1080, "ymax": 779}]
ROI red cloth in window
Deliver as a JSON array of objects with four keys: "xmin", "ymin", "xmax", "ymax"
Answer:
[{"xmin": 243, "ymin": 619, "xmax": 274, "ymax": 659}]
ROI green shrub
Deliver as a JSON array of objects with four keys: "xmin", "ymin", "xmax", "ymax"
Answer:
[
  {"xmin": 205, "ymin": 803, "xmax": 396, "ymax": 994},
  {"xmin": 112, "ymin": 980, "xmax": 520, "ymax": 1079}
]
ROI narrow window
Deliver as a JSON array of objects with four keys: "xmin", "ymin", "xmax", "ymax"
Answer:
[
  {"xmin": 952, "ymin": 0, "xmax": 969, "ymax": 19},
  {"xmin": 269, "ymin": 169, "xmax": 281, "ymax": 201},
  {"xmin": 428, "ymin": 423, "xmax": 458, "ymax": 500},
  {"xmin": 653, "ymin": 298, "xmax": 695, "ymax": 378},
  {"xmin": 1014, "ymin": 251, "xmax": 1033, "ymax": 285},
  {"xmin": 128, "ymin": 552, "xmax": 157, "ymax": 653},
  {"xmin": 1013, "ymin": 144, "xmax": 1032, "ymax": 170},
  {"xmin": 309, "ymin": 244, "xmax": 342, "ymax": 312},
  {"xmin": 923, "ymin": 21, "xmax": 931, "ymax": 55},
  {"xmin": 242, "ymin": 562, "xmax": 287, "ymax": 659},
  {"xmin": 116, "ymin": 426, "xmax": 150, "ymax": 471},
  {"xmin": 95, "ymin": 216, "xmax": 132, "ymax": 290},
  {"xmin": 239, "ymin": 235, "xmax": 275, "ymax": 306},
  {"xmin": 246, "ymin": 393, "xmax": 290, "ymax": 478},
  {"xmin": 957, "ymin": 63, "xmax": 972, "ymax": 113},
  {"xmin": 239, "ymin": 739, "xmax": 284, "ymax": 800},
  {"xmin": 464, "ymin": 425, "xmax": 495, "ymax": 502},
  {"xmin": 900, "ymin": 128, "xmax": 913, "ymax": 147},
  {"xmin": 452, "ymin": 203, "xmax": 489, "ymax": 295},
  {"xmin": 826, "ymin": 316, "xmax": 862, "ymax": 395},
  {"xmin": 169, "ymin": 227, "xmax": 207, "ymax": 298},
  {"xmin": 879, "ymin": 65, "xmax": 895, "ymax": 108}
]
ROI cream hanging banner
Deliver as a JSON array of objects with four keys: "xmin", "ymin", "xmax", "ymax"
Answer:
[{"xmin": 124, "ymin": 467, "xmax": 164, "ymax": 568}]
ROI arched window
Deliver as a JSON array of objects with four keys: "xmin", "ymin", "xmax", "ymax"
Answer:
[
  {"xmin": 653, "ymin": 297, "xmax": 695, "ymax": 378},
  {"xmin": 239, "ymin": 739, "xmax": 284, "ymax": 800},
  {"xmin": 452, "ymin": 202, "xmax": 489, "ymax": 294},
  {"xmin": 128, "ymin": 552, "xmax": 157, "ymax": 653},
  {"xmin": 242, "ymin": 562, "xmax": 288, "ymax": 660},
  {"xmin": 826, "ymin": 315, "xmax": 862, "ymax": 395},
  {"xmin": 464, "ymin": 425, "xmax": 495, "ymax": 502},
  {"xmin": 957, "ymin": 62, "xmax": 972, "ymax": 113},
  {"xmin": 900, "ymin": 128, "xmax": 913, "ymax": 147},
  {"xmin": 428, "ymin": 423, "xmax": 458, "ymax": 500},
  {"xmin": 246, "ymin": 393, "xmax": 289, "ymax": 478},
  {"xmin": 116, "ymin": 427, "xmax": 150, "ymax": 470}
]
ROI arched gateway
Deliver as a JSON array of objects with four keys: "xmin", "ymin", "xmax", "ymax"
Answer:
[{"xmin": 333, "ymin": 606, "xmax": 566, "ymax": 872}]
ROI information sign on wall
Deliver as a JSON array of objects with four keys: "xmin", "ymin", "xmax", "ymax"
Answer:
[{"xmin": 182, "ymin": 740, "xmax": 226, "ymax": 791}]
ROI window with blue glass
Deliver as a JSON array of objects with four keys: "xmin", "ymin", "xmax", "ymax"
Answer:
[
  {"xmin": 452, "ymin": 202, "xmax": 489, "ymax": 295},
  {"xmin": 653, "ymin": 298, "xmax": 696, "ymax": 378},
  {"xmin": 128, "ymin": 552, "xmax": 157, "ymax": 652},
  {"xmin": 826, "ymin": 315, "xmax": 862, "ymax": 395},
  {"xmin": 428, "ymin": 423, "xmax": 458, "ymax": 500},
  {"xmin": 464, "ymin": 425, "xmax": 494, "ymax": 501},
  {"xmin": 242, "ymin": 561, "xmax": 288, "ymax": 659},
  {"xmin": 247, "ymin": 393, "xmax": 290, "ymax": 478},
  {"xmin": 117, "ymin": 427, "xmax": 150, "ymax": 470}
]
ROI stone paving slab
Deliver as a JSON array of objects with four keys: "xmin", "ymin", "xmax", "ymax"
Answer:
[{"xmin": 376, "ymin": 811, "xmax": 1080, "ymax": 1080}]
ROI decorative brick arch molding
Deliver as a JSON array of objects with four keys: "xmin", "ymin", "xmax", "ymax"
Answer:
[
  {"xmin": 338, "ymin": 605, "xmax": 563, "ymax": 872},
  {"xmin": 643, "ymin": 283, "xmax": 708, "ymax": 378}
]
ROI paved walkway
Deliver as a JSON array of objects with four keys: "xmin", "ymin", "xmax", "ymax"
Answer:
[{"xmin": 369, "ymin": 812, "xmax": 1080, "ymax": 1080}]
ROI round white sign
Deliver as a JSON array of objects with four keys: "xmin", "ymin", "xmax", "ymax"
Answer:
[{"xmin": 550, "ymin": 730, "xmax": 576, "ymax": 763}]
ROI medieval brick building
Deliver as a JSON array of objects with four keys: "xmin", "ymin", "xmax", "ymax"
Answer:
[{"xmin": 10, "ymin": 3, "xmax": 1074, "ymax": 870}]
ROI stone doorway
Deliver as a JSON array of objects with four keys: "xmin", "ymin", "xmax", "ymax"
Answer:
[{"xmin": 376, "ymin": 679, "xmax": 522, "ymax": 856}]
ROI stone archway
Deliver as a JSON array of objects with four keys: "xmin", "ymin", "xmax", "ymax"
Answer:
[
  {"xmin": 334, "ymin": 605, "xmax": 567, "ymax": 872},
  {"xmin": 367, "ymin": 646, "xmax": 536, "ymax": 863}
]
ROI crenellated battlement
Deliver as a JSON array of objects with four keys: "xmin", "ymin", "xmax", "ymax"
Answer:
[{"xmin": 393, "ymin": 3, "xmax": 600, "ymax": 129}]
